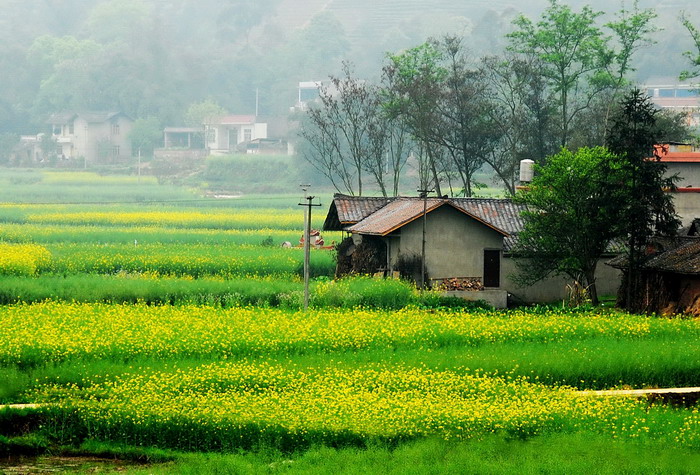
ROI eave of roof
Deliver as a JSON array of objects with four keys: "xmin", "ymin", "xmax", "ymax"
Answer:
[
  {"xmin": 164, "ymin": 127, "xmax": 202, "ymax": 133},
  {"xmin": 347, "ymin": 198, "xmax": 447, "ymax": 236},
  {"xmin": 608, "ymin": 237, "xmax": 700, "ymax": 274},
  {"xmin": 48, "ymin": 111, "xmax": 130, "ymax": 124},
  {"xmin": 347, "ymin": 198, "xmax": 513, "ymax": 237},
  {"xmin": 322, "ymin": 194, "xmax": 392, "ymax": 231},
  {"xmin": 659, "ymin": 153, "xmax": 700, "ymax": 162},
  {"xmin": 217, "ymin": 115, "xmax": 257, "ymax": 125}
]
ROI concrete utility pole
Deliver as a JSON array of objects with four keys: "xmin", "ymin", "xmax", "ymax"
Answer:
[
  {"xmin": 417, "ymin": 188, "xmax": 434, "ymax": 290},
  {"xmin": 299, "ymin": 186, "xmax": 321, "ymax": 311}
]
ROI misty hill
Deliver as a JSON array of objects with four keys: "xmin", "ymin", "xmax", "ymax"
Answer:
[{"xmin": 0, "ymin": 0, "xmax": 697, "ymax": 139}]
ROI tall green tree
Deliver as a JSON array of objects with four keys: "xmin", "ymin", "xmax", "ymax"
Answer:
[
  {"xmin": 507, "ymin": 1, "xmax": 659, "ymax": 149},
  {"xmin": 513, "ymin": 146, "xmax": 626, "ymax": 305},
  {"xmin": 482, "ymin": 53, "xmax": 558, "ymax": 193},
  {"xmin": 129, "ymin": 116, "xmax": 162, "ymax": 157},
  {"xmin": 507, "ymin": 0, "xmax": 608, "ymax": 148},
  {"xmin": 606, "ymin": 88, "xmax": 681, "ymax": 310},
  {"xmin": 383, "ymin": 41, "xmax": 448, "ymax": 196},
  {"xmin": 298, "ymin": 63, "xmax": 387, "ymax": 196},
  {"xmin": 384, "ymin": 36, "xmax": 499, "ymax": 197},
  {"xmin": 184, "ymin": 100, "xmax": 226, "ymax": 127}
]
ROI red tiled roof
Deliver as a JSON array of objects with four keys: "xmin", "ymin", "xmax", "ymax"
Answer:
[
  {"xmin": 658, "ymin": 153, "xmax": 700, "ymax": 163},
  {"xmin": 654, "ymin": 144, "xmax": 700, "ymax": 162}
]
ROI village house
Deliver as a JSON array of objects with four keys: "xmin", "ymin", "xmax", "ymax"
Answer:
[
  {"xmin": 204, "ymin": 115, "xmax": 267, "ymax": 155},
  {"xmin": 645, "ymin": 79, "xmax": 700, "ymax": 128},
  {"xmin": 609, "ymin": 230, "xmax": 700, "ymax": 316},
  {"xmin": 48, "ymin": 111, "xmax": 133, "ymax": 165},
  {"xmin": 323, "ymin": 194, "xmax": 621, "ymax": 307},
  {"xmin": 659, "ymin": 143, "xmax": 700, "ymax": 227}
]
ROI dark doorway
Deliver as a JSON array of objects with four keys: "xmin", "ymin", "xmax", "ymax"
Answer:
[{"xmin": 483, "ymin": 250, "xmax": 500, "ymax": 288}]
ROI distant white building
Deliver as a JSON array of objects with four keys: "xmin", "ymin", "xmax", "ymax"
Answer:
[
  {"xmin": 48, "ymin": 111, "xmax": 134, "ymax": 164},
  {"xmin": 293, "ymin": 81, "xmax": 323, "ymax": 112},
  {"xmin": 204, "ymin": 115, "xmax": 267, "ymax": 155},
  {"xmin": 644, "ymin": 78, "xmax": 700, "ymax": 128}
]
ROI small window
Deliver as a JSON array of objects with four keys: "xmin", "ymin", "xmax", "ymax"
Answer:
[
  {"xmin": 112, "ymin": 145, "xmax": 120, "ymax": 156},
  {"xmin": 244, "ymin": 129, "xmax": 252, "ymax": 142},
  {"xmin": 111, "ymin": 123, "xmax": 120, "ymax": 135},
  {"xmin": 68, "ymin": 122, "xmax": 74, "ymax": 135},
  {"xmin": 677, "ymin": 88, "xmax": 699, "ymax": 98}
]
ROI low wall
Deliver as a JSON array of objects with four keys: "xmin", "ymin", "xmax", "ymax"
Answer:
[
  {"xmin": 501, "ymin": 256, "xmax": 622, "ymax": 304},
  {"xmin": 443, "ymin": 289, "xmax": 508, "ymax": 308},
  {"xmin": 154, "ymin": 149, "xmax": 207, "ymax": 161}
]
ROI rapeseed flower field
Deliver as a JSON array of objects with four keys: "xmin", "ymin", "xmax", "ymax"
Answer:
[
  {"xmin": 1, "ymin": 302, "xmax": 698, "ymax": 453},
  {"xmin": 0, "ymin": 196, "xmax": 698, "ymax": 470}
]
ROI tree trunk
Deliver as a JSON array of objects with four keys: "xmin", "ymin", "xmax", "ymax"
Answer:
[{"xmin": 586, "ymin": 272, "xmax": 599, "ymax": 306}]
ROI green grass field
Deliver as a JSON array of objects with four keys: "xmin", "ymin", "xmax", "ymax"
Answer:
[{"xmin": 0, "ymin": 170, "xmax": 698, "ymax": 474}]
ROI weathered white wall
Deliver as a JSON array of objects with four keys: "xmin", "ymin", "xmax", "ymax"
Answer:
[
  {"xmin": 667, "ymin": 163, "xmax": 700, "ymax": 188},
  {"xmin": 501, "ymin": 257, "xmax": 622, "ymax": 304},
  {"xmin": 670, "ymin": 191, "xmax": 700, "ymax": 227},
  {"xmin": 392, "ymin": 205, "xmax": 504, "ymax": 283}
]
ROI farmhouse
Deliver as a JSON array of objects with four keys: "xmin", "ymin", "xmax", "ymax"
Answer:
[
  {"xmin": 204, "ymin": 115, "xmax": 268, "ymax": 155},
  {"xmin": 324, "ymin": 194, "xmax": 621, "ymax": 306},
  {"xmin": 608, "ymin": 232, "xmax": 700, "ymax": 316},
  {"xmin": 48, "ymin": 111, "xmax": 133, "ymax": 165},
  {"xmin": 658, "ymin": 143, "xmax": 700, "ymax": 226}
]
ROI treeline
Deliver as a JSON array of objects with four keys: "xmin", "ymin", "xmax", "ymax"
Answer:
[
  {"xmin": 299, "ymin": 1, "xmax": 700, "ymax": 197},
  {"xmin": 0, "ymin": 0, "xmax": 698, "ymax": 175},
  {"xmin": 0, "ymin": 0, "xmax": 351, "ymax": 136}
]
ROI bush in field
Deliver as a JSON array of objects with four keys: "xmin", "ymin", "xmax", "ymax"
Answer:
[
  {"xmin": 312, "ymin": 276, "xmax": 416, "ymax": 309},
  {"xmin": 0, "ymin": 243, "xmax": 51, "ymax": 276}
]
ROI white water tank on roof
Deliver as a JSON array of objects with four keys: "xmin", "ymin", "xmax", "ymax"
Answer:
[{"xmin": 519, "ymin": 159, "xmax": 535, "ymax": 183}]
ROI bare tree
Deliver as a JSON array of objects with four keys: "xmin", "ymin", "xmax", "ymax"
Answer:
[
  {"xmin": 385, "ymin": 117, "xmax": 413, "ymax": 196},
  {"xmin": 383, "ymin": 35, "xmax": 500, "ymax": 197},
  {"xmin": 298, "ymin": 63, "xmax": 387, "ymax": 196},
  {"xmin": 482, "ymin": 53, "xmax": 558, "ymax": 194}
]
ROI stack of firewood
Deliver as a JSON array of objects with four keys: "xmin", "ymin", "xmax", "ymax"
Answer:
[{"xmin": 440, "ymin": 277, "xmax": 484, "ymax": 291}]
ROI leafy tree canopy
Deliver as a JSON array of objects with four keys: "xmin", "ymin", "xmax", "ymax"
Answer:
[
  {"xmin": 512, "ymin": 146, "xmax": 626, "ymax": 304},
  {"xmin": 184, "ymin": 100, "xmax": 226, "ymax": 127},
  {"xmin": 680, "ymin": 13, "xmax": 700, "ymax": 80}
]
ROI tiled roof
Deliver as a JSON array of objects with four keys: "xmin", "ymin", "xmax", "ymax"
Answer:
[
  {"xmin": 164, "ymin": 127, "xmax": 202, "ymax": 133},
  {"xmin": 347, "ymin": 198, "xmax": 447, "ymax": 236},
  {"xmin": 48, "ymin": 111, "xmax": 126, "ymax": 124},
  {"xmin": 324, "ymin": 194, "xmax": 527, "ymax": 251},
  {"xmin": 79, "ymin": 111, "xmax": 124, "ymax": 123},
  {"xmin": 47, "ymin": 112, "xmax": 77, "ymax": 124},
  {"xmin": 323, "ymin": 194, "xmax": 392, "ymax": 231},
  {"xmin": 642, "ymin": 238, "xmax": 700, "ymax": 275},
  {"xmin": 608, "ymin": 236, "xmax": 700, "ymax": 274},
  {"xmin": 450, "ymin": 198, "xmax": 526, "ymax": 250},
  {"xmin": 218, "ymin": 115, "xmax": 257, "ymax": 125},
  {"xmin": 658, "ymin": 152, "xmax": 700, "ymax": 163}
]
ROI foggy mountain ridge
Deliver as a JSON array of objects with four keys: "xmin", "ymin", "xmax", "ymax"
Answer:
[{"xmin": 0, "ymin": 0, "xmax": 698, "ymax": 136}]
